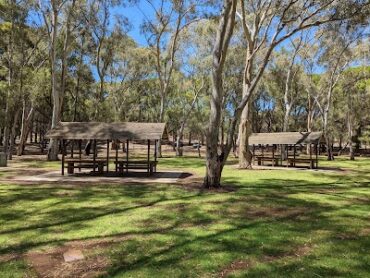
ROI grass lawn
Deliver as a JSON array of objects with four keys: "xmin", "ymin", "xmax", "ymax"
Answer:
[{"xmin": 0, "ymin": 155, "xmax": 369, "ymax": 277}]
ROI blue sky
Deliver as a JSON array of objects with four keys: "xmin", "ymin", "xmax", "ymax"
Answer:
[{"xmin": 113, "ymin": 3, "xmax": 148, "ymax": 46}]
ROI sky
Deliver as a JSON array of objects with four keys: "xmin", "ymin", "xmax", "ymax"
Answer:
[{"xmin": 113, "ymin": 3, "xmax": 149, "ymax": 46}]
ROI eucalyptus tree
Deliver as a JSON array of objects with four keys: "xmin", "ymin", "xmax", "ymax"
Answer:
[
  {"xmin": 308, "ymin": 26, "xmax": 365, "ymax": 160},
  {"xmin": 170, "ymin": 20, "xmax": 213, "ymax": 156},
  {"xmin": 0, "ymin": 0, "xmax": 46, "ymax": 158},
  {"xmin": 36, "ymin": 0, "xmax": 79, "ymax": 160},
  {"xmin": 204, "ymin": 0, "xmax": 237, "ymax": 188},
  {"xmin": 236, "ymin": 0, "xmax": 369, "ymax": 168},
  {"xmin": 67, "ymin": 25, "xmax": 95, "ymax": 123},
  {"xmin": 336, "ymin": 66, "xmax": 370, "ymax": 160},
  {"xmin": 1, "ymin": 0, "xmax": 15, "ymax": 157},
  {"xmin": 107, "ymin": 41, "xmax": 154, "ymax": 122},
  {"xmin": 204, "ymin": 0, "xmax": 369, "ymax": 187},
  {"xmin": 84, "ymin": 0, "xmax": 129, "ymax": 121},
  {"xmin": 139, "ymin": 0, "xmax": 199, "ymax": 156},
  {"xmin": 0, "ymin": 0, "xmax": 22, "ymax": 158}
]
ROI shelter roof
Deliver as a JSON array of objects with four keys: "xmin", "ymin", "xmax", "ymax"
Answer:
[
  {"xmin": 45, "ymin": 122, "xmax": 168, "ymax": 141},
  {"xmin": 249, "ymin": 132, "xmax": 323, "ymax": 145}
]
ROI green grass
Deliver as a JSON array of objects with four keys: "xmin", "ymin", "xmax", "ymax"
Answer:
[{"xmin": 0, "ymin": 156, "xmax": 370, "ymax": 277}]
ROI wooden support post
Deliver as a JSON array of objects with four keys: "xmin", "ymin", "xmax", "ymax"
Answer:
[
  {"xmin": 115, "ymin": 140, "xmax": 118, "ymax": 173},
  {"xmin": 79, "ymin": 140, "xmax": 82, "ymax": 172},
  {"xmin": 310, "ymin": 144, "xmax": 312, "ymax": 159},
  {"xmin": 154, "ymin": 139, "xmax": 158, "ymax": 173},
  {"xmin": 147, "ymin": 139, "xmax": 150, "ymax": 175},
  {"xmin": 154, "ymin": 140, "xmax": 157, "ymax": 162},
  {"xmin": 126, "ymin": 140, "xmax": 129, "ymax": 173},
  {"xmin": 272, "ymin": 144, "xmax": 275, "ymax": 166},
  {"xmin": 106, "ymin": 140, "xmax": 109, "ymax": 173},
  {"xmin": 93, "ymin": 139, "xmax": 96, "ymax": 173},
  {"xmin": 280, "ymin": 145, "xmax": 283, "ymax": 166},
  {"xmin": 316, "ymin": 143, "xmax": 319, "ymax": 169},
  {"xmin": 61, "ymin": 139, "xmax": 65, "ymax": 176},
  {"xmin": 71, "ymin": 140, "xmax": 74, "ymax": 158},
  {"xmin": 293, "ymin": 144, "xmax": 296, "ymax": 167},
  {"xmin": 285, "ymin": 145, "xmax": 289, "ymax": 167},
  {"xmin": 261, "ymin": 145, "xmax": 264, "ymax": 166}
]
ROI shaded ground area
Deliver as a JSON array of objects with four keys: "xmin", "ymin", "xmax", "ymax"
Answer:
[
  {"xmin": 0, "ymin": 156, "xmax": 369, "ymax": 277},
  {"xmin": 1, "ymin": 169, "xmax": 188, "ymax": 185}
]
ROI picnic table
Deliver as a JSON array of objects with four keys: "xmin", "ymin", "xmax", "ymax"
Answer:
[
  {"xmin": 286, "ymin": 158, "xmax": 317, "ymax": 169},
  {"xmin": 256, "ymin": 156, "xmax": 280, "ymax": 166},
  {"xmin": 114, "ymin": 160, "xmax": 158, "ymax": 175},
  {"xmin": 65, "ymin": 159, "xmax": 107, "ymax": 174}
]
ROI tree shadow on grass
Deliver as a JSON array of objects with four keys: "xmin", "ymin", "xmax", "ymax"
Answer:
[
  {"xmin": 1, "ymin": 170, "xmax": 370, "ymax": 277},
  {"xmin": 102, "ymin": 174, "xmax": 370, "ymax": 277},
  {"xmin": 0, "ymin": 184, "xmax": 208, "ymax": 255}
]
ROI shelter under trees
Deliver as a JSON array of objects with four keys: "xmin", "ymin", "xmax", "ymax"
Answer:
[
  {"xmin": 249, "ymin": 132, "xmax": 323, "ymax": 169},
  {"xmin": 46, "ymin": 122, "xmax": 168, "ymax": 176}
]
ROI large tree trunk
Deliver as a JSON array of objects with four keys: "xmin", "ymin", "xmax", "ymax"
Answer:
[
  {"xmin": 3, "ymin": 112, "xmax": 10, "ymax": 158},
  {"xmin": 176, "ymin": 122, "xmax": 185, "ymax": 157},
  {"xmin": 8, "ymin": 108, "xmax": 21, "ymax": 160},
  {"xmin": 283, "ymin": 105, "xmax": 291, "ymax": 132},
  {"xmin": 280, "ymin": 105, "xmax": 292, "ymax": 160},
  {"xmin": 3, "ymin": 1, "xmax": 15, "ymax": 158},
  {"xmin": 156, "ymin": 94, "xmax": 165, "ymax": 158},
  {"xmin": 17, "ymin": 106, "xmax": 34, "ymax": 156},
  {"xmin": 347, "ymin": 96, "xmax": 355, "ymax": 160},
  {"xmin": 47, "ymin": 3, "xmax": 61, "ymax": 161},
  {"xmin": 347, "ymin": 111, "xmax": 355, "ymax": 160},
  {"xmin": 325, "ymin": 135, "xmax": 334, "ymax": 161},
  {"xmin": 323, "ymin": 112, "xmax": 334, "ymax": 160},
  {"xmin": 238, "ymin": 100, "xmax": 253, "ymax": 168},
  {"xmin": 306, "ymin": 93, "xmax": 314, "ymax": 154},
  {"xmin": 238, "ymin": 46, "xmax": 254, "ymax": 168},
  {"xmin": 204, "ymin": 0, "xmax": 236, "ymax": 188}
]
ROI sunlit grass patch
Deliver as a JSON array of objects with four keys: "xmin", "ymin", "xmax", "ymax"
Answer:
[{"xmin": 0, "ymin": 156, "xmax": 369, "ymax": 277}]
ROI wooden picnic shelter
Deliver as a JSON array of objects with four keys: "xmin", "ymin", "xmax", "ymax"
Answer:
[
  {"xmin": 46, "ymin": 122, "xmax": 168, "ymax": 176},
  {"xmin": 249, "ymin": 132, "xmax": 323, "ymax": 169}
]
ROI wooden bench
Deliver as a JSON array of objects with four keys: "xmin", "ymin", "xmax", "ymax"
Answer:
[
  {"xmin": 256, "ymin": 156, "xmax": 279, "ymax": 166},
  {"xmin": 286, "ymin": 158, "xmax": 317, "ymax": 169},
  {"xmin": 65, "ymin": 159, "xmax": 107, "ymax": 174},
  {"xmin": 114, "ymin": 160, "xmax": 158, "ymax": 175}
]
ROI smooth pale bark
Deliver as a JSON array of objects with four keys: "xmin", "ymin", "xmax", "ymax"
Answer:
[
  {"xmin": 347, "ymin": 91, "xmax": 355, "ymax": 160},
  {"xmin": 322, "ymin": 71, "xmax": 343, "ymax": 161},
  {"xmin": 157, "ymin": 97, "xmax": 165, "ymax": 157},
  {"xmin": 47, "ymin": 1, "xmax": 61, "ymax": 161},
  {"xmin": 238, "ymin": 41, "xmax": 254, "ymax": 168},
  {"xmin": 60, "ymin": 0, "xmax": 76, "ymax": 117},
  {"xmin": 238, "ymin": 100, "xmax": 253, "ymax": 168},
  {"xmin": 306, "ymin": 93, "xmax": 314, "ymax": 154},
  {"xmin": 3, "ymin": 109, "xmax": 10, "ymax": 159},
  {"xmin": 322, "ymin": 87, "xmax": 335, "ymax": 161},
  {"xmin": 175, "ymin": 125, "xmax": 185, "ymax": 156},
  {"xmin": 204, "ymin": 0, "xmax": 237, "ymax": 188},
  {"xmin": 348, "ymin": 123, "xmax": 355, "ymax": 160},
  {"xmin": 3, "ymin": 0, "xmax": 15, "ymax": 159},
  {"xmin": 281, "ymin": 48, "xmax": 299, "ymax": 160},
  {"xmin": 17, "ymin": 106, "xmax": 34, "ymax": 156},
  {"xmin": 282, "ymin": 38, "xmax": 302, "ymax": 133},
  {"xmin": 8, "ymin": 108, "xmax": 21, "ymax": 160}
]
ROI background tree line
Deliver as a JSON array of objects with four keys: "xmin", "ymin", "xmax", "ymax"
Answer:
[{"xmin": 0, "ymin": 0, "xmax": 369, "ymax": 187}]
